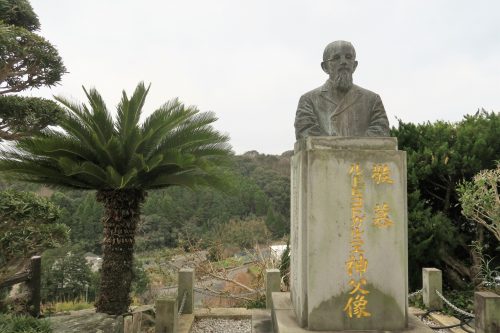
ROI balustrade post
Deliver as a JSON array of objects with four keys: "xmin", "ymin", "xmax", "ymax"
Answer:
[{"xmin": 422, "ymin": 267, "xmax": 442, "ymax": 310}]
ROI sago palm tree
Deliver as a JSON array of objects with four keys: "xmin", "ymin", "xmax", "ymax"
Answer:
[{"xmin": 0, "ymin": 82, "xmax": 232, "ymax": 314}]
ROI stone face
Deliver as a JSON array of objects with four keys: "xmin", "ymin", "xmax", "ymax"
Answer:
[
  {"xmin": 422, "ymin": 268, "xmax": 442, "ymax": 310},
  {"xmin": 266, "ymin": 269, "xmax": 281, "ymax": 309},
  {"xmin": 291, "ymin": 137, "xmax": 408, "ymax": 331},
  {"xmin": 47, "ymin": 308, "xmax": 120, "ymax": 333},
  {"xmin": 272, "ymin": 292, "xmax": 432, "ymax": 333},
  {"xmin": 155, "ymin": 297, "xmax": 178, "ymax": 333},
  {"xmin": 474, "ymin": 291, "xmax": 500, "ymax": 333},
  {"xmin": 178, "ymin": 268, "xmax": 194, "ymax": 314}
]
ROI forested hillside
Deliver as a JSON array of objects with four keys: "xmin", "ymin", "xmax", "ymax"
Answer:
[
  {"xmin": 31, "ymin": 150, "xmax": 293, "ymax": 256},
  {"xmin": 2, "ymin": 110, "xmax": 498, "ymax": 300}
]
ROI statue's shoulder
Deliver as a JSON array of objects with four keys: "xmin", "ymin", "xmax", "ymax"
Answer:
[
  {"xmin": 352, "ymin": 85, "xmax": 380, "ymax": 99},
  {"xmin": 300, "ymin": 84, "xmax": 325, "ymax": 100}
]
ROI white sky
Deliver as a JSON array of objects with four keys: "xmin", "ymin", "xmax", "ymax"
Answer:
[{"xmin": 26, "ymin": 0, "xmax": 500, "ymax": 154}]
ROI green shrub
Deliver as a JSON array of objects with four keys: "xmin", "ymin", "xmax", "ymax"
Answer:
[
  {"xmin": 408, "ymin": 289, "xmax": 474, "ymax": 317},
  {"xmin": 441, "ymin": 289, "xmax": 474, "ymax": 316},
  {"xmin": 210, "ymin": 217, "xmax": 271, "ymax": 249},
  {"xmin": 0, "ymin": 314, "xmax": 52, "ymax": 333},
  {"xmin": 0, "ymin": 190, "xmax": 68, "ymax": 271},
  {"xmin": 244, "ymin": 294, "xmax": 266, "ymax": 309},
  {"xmin": 408, "ymin": 293, "xmax": 424, "ymax": 310}
]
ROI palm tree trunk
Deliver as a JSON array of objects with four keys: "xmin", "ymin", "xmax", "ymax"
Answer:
[{"xmin": 95, "ymin": 189, "xmax": 145, "ymax": 314}]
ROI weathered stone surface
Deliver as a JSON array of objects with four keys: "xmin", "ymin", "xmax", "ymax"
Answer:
[
  {"xmin": 47, "ymin": 305, "xmax": 269, "ymax": 333},
  {"xmin": 422, "ymin": 268, "xmax": 442, "ymax": 310},
  {"xmin": 155, "ymin": 297, "xmax": 177, "ymax": 333},
  {"xmin": 47, "ymin": 307, "xmax": 157, "ymax": 333},
  {"xmin": 123, "ymin": 315, "xmax": 133, "ymax": 333},
  {"xmin": 47, "ymin": 308, "xmax": 122, "ymax": 333},
  {"xmin": 266, "ymin": 269, "xmax": 281, "ymax": 309},
  {"xmin": 294, "ymin": 136, "xmax": 397, "ymax": 152},
  {"xmin": 475, "ymin": 291, "xmax": 500, "ymax": 333},
  {"xmin": 252, "ymin": 309, "xmax": 273, "ymax": 333},
  {"xmin": 291, "ymin": 137, "xmax": 408, "ymax": 330},
  {"xmin": 178, "ymin": 268, "xmax": 194, "ymax": 314},
  {"xmin": 272, "ymin": 293, "xmax": 432, "ymax": 333}
]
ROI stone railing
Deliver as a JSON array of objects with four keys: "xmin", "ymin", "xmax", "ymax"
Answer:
[
  {"xmin": 413, "ymin": 267, "xmax": 500, "ymax": 333},
  {"xmin": 0, "ymin": 256, "xmax": 41, "ymax": 317},
  {"xmin": 153, "ymin": 268, "xmax": 194, "ymax": 333},
  {"xmin": 152, "ymin": 267, "xmax": 280, "ymax": 333}
]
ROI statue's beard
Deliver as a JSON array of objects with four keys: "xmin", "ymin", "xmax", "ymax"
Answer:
[{"xmin": 333, "ymin": 70, "xmax": 353, "ymax": 92}]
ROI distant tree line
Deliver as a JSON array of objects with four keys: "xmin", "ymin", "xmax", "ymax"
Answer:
[{"xmin": 47, "ymin": 151, "xmax": 292, "ymax": 254}]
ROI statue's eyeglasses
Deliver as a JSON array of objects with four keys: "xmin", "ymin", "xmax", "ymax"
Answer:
[{"xmin": 324, "ymin": 54, "xmax": 354, "ymax": 62}]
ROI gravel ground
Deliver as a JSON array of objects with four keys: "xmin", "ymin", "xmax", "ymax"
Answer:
[
  {"xmin": 190, "ymin": 318, "xmax": 251, "ymax": 333},
  {"xmin": 420, "ymin": 315, "xmax": 451, "ymax": 333}
]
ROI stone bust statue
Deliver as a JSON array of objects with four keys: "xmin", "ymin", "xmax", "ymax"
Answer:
[{"xmin": 294, "ymin": 40, "xmax": 390, "ymax": 140}]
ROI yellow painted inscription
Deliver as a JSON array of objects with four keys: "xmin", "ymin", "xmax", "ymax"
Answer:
[
  {"xmin": 371, "ymin": 163, "xmax": 394, "ymax": 184},
  {"xmin": 344, "ymin": 163, "xmax": 371, "ymax": 319},
  {"xmin": 373, "ymin": 202, "xmax": 394, "ymax": 228},
  {"xmin": 343, "ymin": 294, "xmax": 372, "ymax": 319}
]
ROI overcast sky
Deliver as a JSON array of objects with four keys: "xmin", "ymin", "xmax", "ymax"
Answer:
[{"xmin": 26, "ymin": 0, "xmax": 500, "ymax": 154}]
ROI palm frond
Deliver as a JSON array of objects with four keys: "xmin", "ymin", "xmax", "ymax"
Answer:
[
  {"xmin": 144, "ymin": 168, "xmax": 229, "ymax": 190},
  {"xmin": 18, "ymin": 130, "xmax": 96, "ymax": 162},
  {"xmin": 117, "ymin": 82, "xmax": 149, "ymax": 138},
  {"xmin": 0, "ymin": 158, "xmax": 94, "ymax": 189},
  {"xmin": 149, "ymin": 111, "xmax": 226, "ymax": 155},
  {"xmin": 0, "ymin": 83, "xmax": 232, "ymax": 191},
  {"xmin": 82, "ymin": 87, "xmax": 115, "ymax": 143},
  {"xmin": 139, "ymin": 100, "xmax": 196, "ymax": 158},
  {"xmin": 54, "ymin": 105, "xmax": 117, "ymax": 168}
]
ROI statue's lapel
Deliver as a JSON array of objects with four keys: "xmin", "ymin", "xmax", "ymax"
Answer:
[
  {"xmin": 332, "ymin": 86, "xmax": 361, "ymax": 118},
  {"xmin": 319, "ymin": 81, "xmax": 336, "ymax": 105}
]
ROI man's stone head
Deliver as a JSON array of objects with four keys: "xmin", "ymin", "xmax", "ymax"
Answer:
[{"xmin": 321, "ymin": 40, "xmax": 358, "ymax": 92}]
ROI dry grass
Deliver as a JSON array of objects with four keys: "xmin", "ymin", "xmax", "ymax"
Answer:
[{"xmin": 42, "ymin": 300, "xmax": 94, "ymax": 313}]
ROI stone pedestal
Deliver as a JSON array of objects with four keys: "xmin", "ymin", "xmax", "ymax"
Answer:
[
  {"xmin": 272, "ymin": 293, "xmax": 433, "ymax": 333},
  {"xmin": 290, "ymin": 137, "xmax": 408, "ymax": 331}
]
